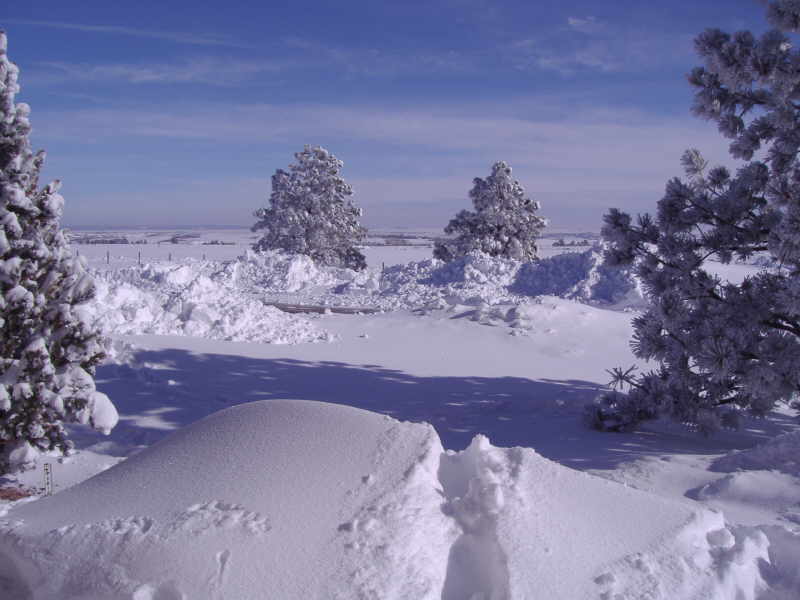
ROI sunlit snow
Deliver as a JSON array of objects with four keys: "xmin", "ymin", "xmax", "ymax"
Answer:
[{"xmin": 0, "ymin": 231, "xmax": 798, "ymax": 599}]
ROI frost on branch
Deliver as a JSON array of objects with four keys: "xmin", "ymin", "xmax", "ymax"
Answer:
[
  {"xmin": 0, "ymin": 32, "xmax": 116, "ymax": 472},
  {"xmin": 252, "ymin": 145, "xmax": 367, "ymax": 271},
  {"xmin": 434, "ymin": 161, "xmax": 546, "ymax": 262},
  {"xmin": 598, "ymin": 1, "xmax": 800, "ymax": 433}
]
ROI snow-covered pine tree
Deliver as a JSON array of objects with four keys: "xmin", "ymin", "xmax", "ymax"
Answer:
[
  {"xmin": 595, "ymin": 0, "xmax": 800, "ymax": 433},
  {"xmin": 433, "ymin": 161, "xmax": 546, "ymax": 262},
  {"xmin": 0, "ymin": 32, "xmax": 117, "ymax": 471},
  {"xmin": 252, "ymin": 145, "xmax": 367, "ymax": 270}
]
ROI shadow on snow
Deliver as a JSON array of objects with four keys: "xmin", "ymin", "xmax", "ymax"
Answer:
[{"xmin": 67, "ymin": 347, "xmax": 799, "ymax": 472}]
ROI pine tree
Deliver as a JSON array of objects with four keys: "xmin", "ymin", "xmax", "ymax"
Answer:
[
  {"xmin": 596, "ymin": 1, "xmax": 800, "ymax": 433},
  {"xmin": 0, "ymin": 32, "xmax": 117, "ymax": 471},
  {"xmin": 252, "ymin": 145, "xmax": 367, "ymax": 270},
  {"xmin": 434, "ymin": 161, "xmax": 546, "ymax": 262}
]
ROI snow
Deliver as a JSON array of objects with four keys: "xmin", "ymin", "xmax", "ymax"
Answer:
[
  {"xmin": 711, "ymin": 430, "xmax": 800, "ymax": 478},
  {"xmin": 87, "ymin": 391, "xmax": 119, "ymax": 434},
  {"xmin": 0, "ymin": 401, "xmax": 450, "ymax": 599},
  {"xmin": 90, "ymin": 259, "xmax": 333, "ymax": 344},
  {"xmin": 1, "ymin": 230, "xmax": 798, "ymax": 599},
  {"xmin": 0, "ymin": 400, "xmax": 769, "ymax": 600},
  {"xmin": 87, "ymin": 246, "xmax": 643, "ymax": 345}
]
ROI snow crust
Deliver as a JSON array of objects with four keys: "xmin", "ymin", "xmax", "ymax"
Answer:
[{"xmin": 0, "ymin": 400, "xmax": 767, "ymax": 600}]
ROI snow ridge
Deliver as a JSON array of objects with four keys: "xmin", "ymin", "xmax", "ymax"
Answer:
[
  {"xmin": 593, "ymin": 516, "xmax": 769, "ymax": 600},
  {"xmin": 329, "ymin": 423, "xmax": 456, "ymax": 600},
  {"xmin": 0, "ymin": 401, "xmax": 775, "ymax": 599},
  {"xmin": 88, "ymin": 248, "xmax": 643, "ymax": 343},
  {"xmin": 90, "ymin": 260, "xmax": 333, "ymax": 344}
]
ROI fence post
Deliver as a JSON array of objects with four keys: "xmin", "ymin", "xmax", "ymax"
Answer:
[
  {"xmin": 138, "ymin": 250, "xmax": 141, "ymax": 265},
  {"xmin": 106, "ymin": 250, "xmax": 110, "ymax": 264},
  {"xmin": 43, "ymin": 463, "xmax": 53, "ymax": 496}
]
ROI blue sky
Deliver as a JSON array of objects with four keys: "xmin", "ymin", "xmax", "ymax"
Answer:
[{"xmin": 3, "ymin": 0, "xmax": 768, "ymax": 230}]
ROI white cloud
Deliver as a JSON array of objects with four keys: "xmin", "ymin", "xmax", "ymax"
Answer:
[
  {"xmin": 5, "ymin": 19, "xmax": 249, "ymax": 48},
  {"xmin": 33, "ymin": 99, "xmax": 735, "ymax": 192},
  {"xmin": 509, "ymin": 18, "xmax": 693, "ymax": 75},
  {"xmin": 32, "ymin": 58, "xmax": 297, "ymax": 86},
  {"xmin": 566, "ymin": 16, "xmax": 605, "ymax": 34},
  {"xmin": 282, "ymin": 37, "xmax": 474, "ymax": 77}
]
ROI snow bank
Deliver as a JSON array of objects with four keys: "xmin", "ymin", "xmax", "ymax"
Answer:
[
  {"xmin": 0, "ymin": 400, "xmax": 454, "ymax": 600},
  {"xmin": 0, "ymin": 400, "xmax": 766, "ymax": 599},
  {"xmin": 379, "ymin": 248, "xmax": 642, "ymax": 311},
  {"xmin": 88, "ymin": 248, "xmax": 642, "ymax": 342},
  {"xmin": 712, "ymin": 430, "xmax": 800, "ymax": 477},
  {"xmin": 512, "ymin": 248, "xmax": 642, "ymax": 307},
  {"xmin": 90, "ymin": 260, "xmax": 333, "ymax": 344}
]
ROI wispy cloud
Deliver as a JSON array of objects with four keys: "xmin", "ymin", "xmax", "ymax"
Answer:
[
  {"xmin": 510, "ymin": 17, "xmax": 693, "ymax": 75},
  {"xmin": 4, "ymin": 19, "xmax": 249, "ymax": 48},
  {"xmin": 566, "ymin": 16, "xmax": 606, "ymax": 34},
  {"xmin": 32, "ymin": 58, "xmax": 297, "ymax": 86},
  {"xmin": 283, "ymin": 37, "xmax": 474, "ymax": 77},
  {"xmin": 32, "ymin": 99, "xmax": 734, "ymax": 188},
  {"xmin": 41, "ymin": 99, "xmax": 736, "ymax": 229}
]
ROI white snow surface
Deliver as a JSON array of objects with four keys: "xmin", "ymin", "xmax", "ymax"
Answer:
[
  {"xmin": 1, "ymin": 236, "xmax": 797, "ymax": 599},
  {"xmin": 712, "ymin": 430, "xmax": 800, "ymax": 478},
  {"xmin": 90, "ymin": 259, "xmax": 334, "ymax": 344},
  {"xmin": 0, "ymin": 400, "xmax": 769, "ymax": 600},
  {"xmin": 88, "ymin": 248, "xmax": 642, "ymax": 342}
]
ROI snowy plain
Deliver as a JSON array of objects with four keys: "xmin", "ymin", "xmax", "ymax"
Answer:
[{"xmin": 1, "ymin": 229, "xmax": 799, "ymax": 599}]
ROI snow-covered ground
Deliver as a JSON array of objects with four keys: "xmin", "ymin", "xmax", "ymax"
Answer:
[{"xmin": 1, "ymin": 230, "xmax": 798, "ymax": 599}]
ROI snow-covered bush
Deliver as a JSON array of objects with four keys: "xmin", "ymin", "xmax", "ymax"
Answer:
[
  {"xmin": 0, "ymin": 33, "xmax": 117, "ymax": 471},
  {"xmin": 599, "ymin": 0, "xmax": 800, "ymax": 432},
  {"xmin": 433, "ymin": 161, "xmax": 546, "ymax": 262},
  {"xmin": 252, "ymin": 145, "xmax": 367, "ymax": 270}
]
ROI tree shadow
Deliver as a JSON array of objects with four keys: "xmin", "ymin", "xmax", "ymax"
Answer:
[{"xmin": 67, "ymin": 348, "xmax": 799, "ymax": 472}]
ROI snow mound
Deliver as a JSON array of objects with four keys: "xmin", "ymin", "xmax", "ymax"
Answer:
[
  {"xmin": 712, "ymin": 430, "xmax": 800, "ymax": 477},
  {"xmin": 512, "ymin": 248, "xmax": 642, "ymax": 307},
  {"xmin": 0, "ymin": 400, "xmax": 767, "ymax": 599},
  {"xmin": 221, "ymin": 250, "xmax": 348, "ymax": 293},
  {"xmin": 0, "ymin": 400, "xmax": 453, "ymax": 600},
  {"xmin": 86, "ymin": 249, "xmax": 641, "ymax": 342},
  {"xmin": 379, "ymin": 248, "xmax": 643, "ymax": 312},
  {"xmin": 90, "ymin": 260, "xmax": 333, "ymax": 344}
]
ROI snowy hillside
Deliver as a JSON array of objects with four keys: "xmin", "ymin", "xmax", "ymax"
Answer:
[{"xmin": 0, "ymin": 235, "xmax": 798, "ymax": 599}]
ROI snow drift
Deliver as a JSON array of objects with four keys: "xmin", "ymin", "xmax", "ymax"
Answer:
[
  {"xmin": 89, "ymin": 248, "xmax": 642, "ymax": 341},
  {"xmin": 711, "ymin": 430, "xmax": 800, "ymax": 478},
  {"xmin": 0, "ymin": 400, "xmax": 767, "ymax": 599},
  {"xmin": 90, "ymin": 260, "xmax": 333, "ymax": 344}
]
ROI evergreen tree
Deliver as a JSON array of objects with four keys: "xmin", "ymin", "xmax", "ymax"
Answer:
[
  {"xmin": 252, "ymin": 145, "xmax": 367, "ymax": 270},
  {"xmin": 596, "ymin": 1, "xmax": 800, "ymax": 433},
  {"xmin": 434, "ymin": 161, "xmax": 546, "ymax": 262},
  {"xmin": 0, "ymin": 32, "xmax": 117, "ymax": 471}
]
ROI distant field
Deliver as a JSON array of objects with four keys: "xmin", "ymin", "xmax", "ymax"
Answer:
[{"xmin": 68, "ymin": 227, "xmax": 600, "ymax": 269}]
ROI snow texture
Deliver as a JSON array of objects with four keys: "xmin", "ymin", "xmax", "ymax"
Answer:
[
  {"xmin": 711, "ymin": 431, "xmax": 800, "ymax": 478},
  {"xmin": 87, "ymin": 247, "xmax": 642, "ymax": 342},
  {"xmin": 0, "ymin": 400, "xmax": 768, "ymax": 600},
  {"xmin": 89, "ymin": 259, "xmax": 333, "ymax": 344}
]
